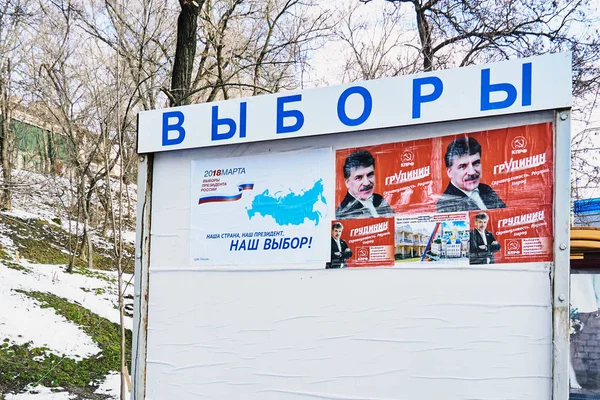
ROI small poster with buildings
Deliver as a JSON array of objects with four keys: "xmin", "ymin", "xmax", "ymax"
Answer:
[{"xmin": 395, "ymin": 213, "xmax": 470, "ymax": 265}]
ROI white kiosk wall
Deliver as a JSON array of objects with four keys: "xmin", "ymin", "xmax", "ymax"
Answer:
[{"xmin": 133, "ymin": 54, "xmax": 572, "ymax": 400}]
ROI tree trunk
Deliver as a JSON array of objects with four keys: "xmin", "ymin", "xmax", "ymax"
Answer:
[
  {"xmin": 170, "ymin": 0, "xmax": 204, "ymax": 107},
  {"xmin": 80, "ymin": 200, "xmax": 94, "ymax": 269},
  {"xmin": 76, "ymin": 175, "xmax": 94, "ymax": 270},
  {"xmin": 66, "ymin": 176, "xmax": 81, "ymax": 274},
  {"xmin": 85, "ymin": 224, "xmax": 93, "ymax": 269},
  {"xmin": 0, "ymin": 114, "xmax": 11, "ymax": 210},
  {"xmin": 100, "ymin": 193, "xmax": 110, "ymax": 237},
  {"xmin": 414, "ymin": 1, "xmax": 434, "ymax": 72},
  {"xmin": 49, "ymin": 128, "xmax": 57, "ymax": 174},
  {"xmin": 0, "ymin": 60, "xmax": 12, "ymax": 210},
  {"xmin": 118, "ymin": 267, "xmax": 128, "ymax": 400},
  {"xmin": 41, "ymin": 128, "xmax": 50, "ymax": 174}
]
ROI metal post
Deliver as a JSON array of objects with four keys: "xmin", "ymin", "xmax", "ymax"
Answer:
[
  {"xmin": 131, "ymin": 153, "xmax": 153, "ymax": 400},
  {"xmin": 553, "ymin": 108, "xmax": 571, "ymax": 400}
]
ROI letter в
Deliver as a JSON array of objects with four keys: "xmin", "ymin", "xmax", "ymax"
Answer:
[{"xmin": 162, "ymin": 111, "xmax": 186, "ymax": 146}]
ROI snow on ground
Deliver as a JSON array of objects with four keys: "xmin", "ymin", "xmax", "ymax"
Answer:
[
  {"xmin": 8, "ymin": 169, "xmax": 137, "ymax": 246},
  {"xmin": 93, "ymin": 372, "xmax": 121, "ymax": 396},
  {"xmin": 0, "ymin": 168, "xmax": 136, "ymax": 399},
  {"xmin": 4, "ymin": 385, "xmax": 77, "ymax": 399},
  {"xmin": 0, "ymin": 259, "xmax": 133, "ymax": 398},
  {"xmin": 0, "ymin": 259, "xmax": 134, "ymax": 330},
  {"xmin": 0, "ymin": 264, "xmax": 101, "ymax": 360},
  {"xmin": 108, "ymin": 229, "xmax": 137, "ymax": 244},
  {"xmin": 9, "ymin": 170, "xmax": 137, "ymax": 226}
]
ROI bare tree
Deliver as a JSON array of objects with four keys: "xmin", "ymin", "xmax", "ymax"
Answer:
[
  {"xmin": 169, "ymin": 0, "xmax": 205, "ymax": 106},
  {"xmin": 334, "ymin": 1, "xmax": 418, "ymax": 82},
  {"xmin": 162, "ymin": 0, "xmax": 332, "ymax": 105},
  {"xmin": 32, "ymin": 0, "xmax": 118, "ymax": 271},
  {"xmin": 76, "ymin": 0, "xmax": 176, "ymax": 112},
  {"xmin": 0, "ymin": 0, "xmax": 32, "ymax": 209},
  {"xmin": 359, "ymin": 0, "xmax": 600, "ymax": 96},
  {"xmin": 69, "ymin": 1, "xmax": 163, "ymax": 396}
]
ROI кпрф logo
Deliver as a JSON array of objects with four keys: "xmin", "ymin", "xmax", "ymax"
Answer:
[
  {"xmin": 505, "ymin": 239, "xmax": 521, "ymax": 256},
  {"xmin": 401, "ymin": 150, "xmax": 414, "ymax": 166},
  {"xmin": 511, "ymin": 136, "xmax": 528, "ymax": 155}
]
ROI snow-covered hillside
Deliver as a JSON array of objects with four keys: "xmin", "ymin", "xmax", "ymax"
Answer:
[{"xmin": 0, "ymin": 170, "xmax": 136, "ymax": 399}]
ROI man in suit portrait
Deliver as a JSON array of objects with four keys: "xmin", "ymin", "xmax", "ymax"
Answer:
[
  {"xmin": 326, "ymin": 222, "xmax": 353, "ymax": 269},
  {"xmin": 436, "ymin": 137, "xmax": 506, "ymax": 213},
  {"xmin": 336, "ymin": 150, "xmax": 395, "ymax": 219},
  {"xmin": 469, "ymin": 212, "xmax": 501, "ymax": 264}
]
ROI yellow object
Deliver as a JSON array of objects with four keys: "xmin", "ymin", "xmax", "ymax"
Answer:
[{"xmin": 570, "ymin": 227, "xmax": 600, "ymax": 258}]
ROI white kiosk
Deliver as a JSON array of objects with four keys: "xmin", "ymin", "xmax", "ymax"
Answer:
[{"xmin": 133, "ymin": 52, "xmax": 572, "ymax": 400}]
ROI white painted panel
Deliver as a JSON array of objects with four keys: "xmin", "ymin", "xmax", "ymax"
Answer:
[{"xmin": 145, "ymin": 268, "xmax": 551, "ymax": 400}]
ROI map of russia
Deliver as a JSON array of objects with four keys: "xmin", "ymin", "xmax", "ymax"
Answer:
[{"xmin": 247, "ymin": 179, "xmax": 327, "ymax": 226}]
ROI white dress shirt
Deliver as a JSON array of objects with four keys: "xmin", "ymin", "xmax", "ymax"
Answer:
[
  {"xmin": 350, "ymin": 193, "xmax": 379, "ymax": 217},
  {"xmin": 451, "ymin": 182, "xmax": 487, "ymax": 210},
  {"xmin": 477, "ymin": 229, "xmax": 488, "ymax": 245},
  {"xmin": 334, "ymin": 238, "xmax": 342, "ymax": 252}
]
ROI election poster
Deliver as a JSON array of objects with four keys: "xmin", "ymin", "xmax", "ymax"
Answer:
[
  {"xmin": 439, "ymin": 123, "xmax": 553, "ymax": 211},
  {"xmin": 328, "ymin": 218, "xmax": 395, "ymax": 268},
  {"xmin": 190, "ymin": 148, "xmax": 333, "ymax": 267},
  {"xmin": 334, "ymin": 122, "xmax": 553, "ymax": 267},
  {"xmin": 395, "ymin": 213, "xmax": 470, "ymax": 265},
  {"xmin": 470, "ymin": 206, "xmax": 553, "ymax": 264}
]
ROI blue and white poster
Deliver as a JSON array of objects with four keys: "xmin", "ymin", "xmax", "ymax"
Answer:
[{"xmin": 190, "ymin": 147, "xmax": 333, "ymax": 267}]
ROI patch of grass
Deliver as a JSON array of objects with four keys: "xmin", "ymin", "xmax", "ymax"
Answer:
[
  {"xmin": 0, "ymin": 290, "xmax": 131, "ymax": 396},
  {"xmin": 0, "ymin": 214, "xmax": 117, "ymax": 272},
  {"xmin": 0, "ymin": 243, "xmax": 10, "ymax": 261},
  {"xmin": 3, "ymin": 261, "xmax": 31, "ymax": 273},
  {"xmin": 80, "ymin": 287, "xmax": 106, "ymax": 296},
  {"xmin": 0, "ymin": 244, "xmax": 31, "ymax": 273},
  {"xmin": 72, "ymin": 267, "xmax": 116, "ymax": 283}
]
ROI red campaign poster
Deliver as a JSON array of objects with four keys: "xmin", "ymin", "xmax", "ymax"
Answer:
[
  {"xmin": 328, "ymin": 218, "xmax": 395, "ymax": 268},
  {"xmin": 467, "ymin": 206, "xmax": 553, "ymax": 264},
  {"xmin": 335, "ymin": 138, "xmax": 441, "ymax": 217},
  {"xmin": 335, "ymin": 122, "xmax": 554, "ymax": 266},
  {"xmin": 438, "ymin": 123, "xmax": 553, "ymax": 212}
]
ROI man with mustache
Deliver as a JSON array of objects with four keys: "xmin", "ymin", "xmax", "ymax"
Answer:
[
  {"xmin": 336, "ymin": 150, "xmax": 395, "ymax": 219},
  {"xmin": 436, "ymin": 137, "xmax": 506, "ymax": 213}
]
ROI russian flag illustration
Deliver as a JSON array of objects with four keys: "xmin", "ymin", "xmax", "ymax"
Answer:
[{"xmin": 198, "ymin": 183, "xmax": 254, "ymax": 205}]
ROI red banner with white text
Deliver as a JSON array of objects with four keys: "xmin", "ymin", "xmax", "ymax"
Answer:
[{"xmin": 333, "ymin": 122, "xmax": 553, "ymax": 266}]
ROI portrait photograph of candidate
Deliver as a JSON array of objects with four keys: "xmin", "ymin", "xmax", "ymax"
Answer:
[
  {"xmin": 326, "ymin": 222, "xmax": 353, "ymax": 269},
  {"xmin": 469, "ymin": 212, "xmax": 501, "ymax": 264},
  {"xmin": 335, "ymin": 149, "xmax": 395, "ymax": 220},
  {"xmin": 437, "ymin": 136, "xmax": 507, "ymax": 213}
]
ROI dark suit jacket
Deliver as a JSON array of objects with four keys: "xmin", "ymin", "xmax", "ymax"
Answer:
[
  {"xmin": 326, "ymin": 238, "xmax": 352, "ymax": 269},
  {"xmin": 469, "ymin": 229, "xmax": 501, "ymax": 264},
  {"xmin": 436, "ymin": 183, "xmax": 506, "ymax": 213},
  {"xmin": 335, "ymin": 192, "xmax": 395, "ymax": 220}
]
